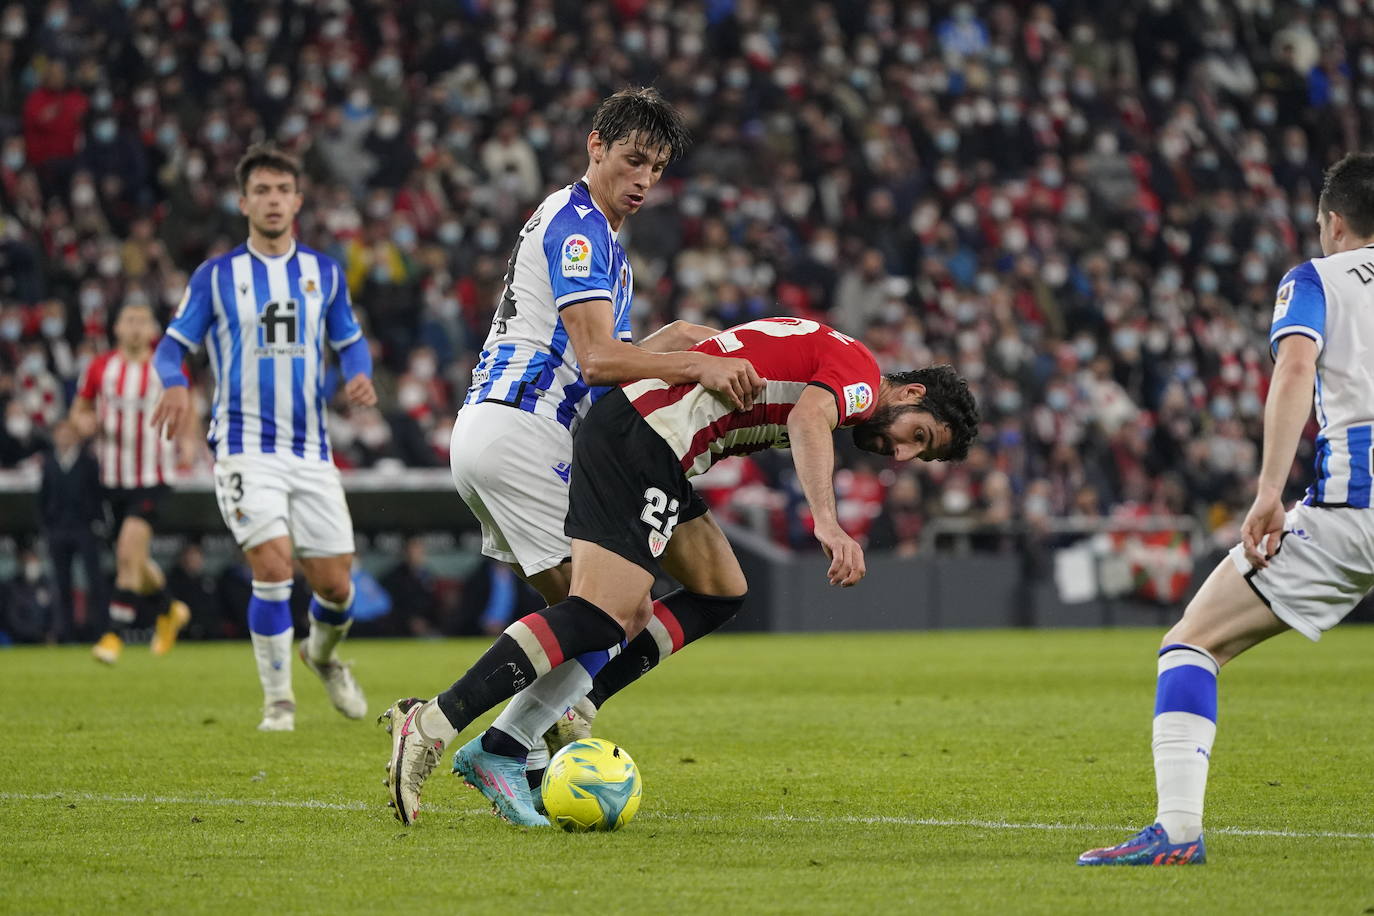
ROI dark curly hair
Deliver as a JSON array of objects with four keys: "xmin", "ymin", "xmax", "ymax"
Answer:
[
  {"xmin": 591, "ymin": 86, "xmax": 690, "ymax": 164},
  {"xmin": 885, "ymin": 365, "xmax": 980, "ymax": 461},
  {"xmin": 1319, "ymin": 152, "xmax": 1374, "ymax": 237}
]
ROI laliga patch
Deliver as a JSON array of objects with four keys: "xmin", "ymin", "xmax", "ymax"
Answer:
[
  {"xmin": 648, "ymin": 529, "xmax": 668, "ymax": 558},
  {"xmin": 842, "ymin": 382, "xmax": 874, "ymax": 418},
  {"xmin": 1273, "ymin": 279, "xmax": 1294, "ymax": 320},
  {"xmin": 561, "ymin": 234, "xmax": 592, "ymax": 277}
]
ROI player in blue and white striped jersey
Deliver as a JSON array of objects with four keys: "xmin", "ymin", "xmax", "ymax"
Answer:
[
  {"xmin": 151, "ymin": 144, "xmax": 374, "ymax": 733},
  {"xmin": 1080, "ymin": 153, "xmax": 1374, "ymax": 867},
  {"xmin": 383, "ymin": 88, "xmax": 764, "ymax": 826}
]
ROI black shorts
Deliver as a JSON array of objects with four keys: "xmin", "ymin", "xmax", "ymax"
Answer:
[
  {"xmin": 104, "ymin": 485, "xmax": 170, "ymax": 532},
  {"xmin": 565, "ymin": 388, "xmax": 709, "ymax": 576}
]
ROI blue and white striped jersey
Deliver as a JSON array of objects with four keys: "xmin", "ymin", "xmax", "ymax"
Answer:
[
  {"xmin": 464, "ymin": 179, "xmax": 633, "ymax": 429},
  {"xmin": 166, "ymin": 240, "xmax": 363, "ymax": 462},
  {"xmin": 1271, "ymin": 248, "xmax": 1374, "ymax": 508}
]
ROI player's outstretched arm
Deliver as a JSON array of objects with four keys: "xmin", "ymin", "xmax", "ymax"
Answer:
[
  {"xmin": 149, "ymin": 335, "xmax": 192, "ymax": 441},
  {"xmin": 561, "ymin": 300, "xmax": 762, "ymax": 409},
  {"xmin": 637, "ymin": 320, "xmax": 719, "ymax": 354},
  {"xmin": 786, "ymin": 385, "xmax": 866, "ymax": 587},
  {"xmin": 1241, "ymin": 334, "xmax": 1318, "ymax": 569}
]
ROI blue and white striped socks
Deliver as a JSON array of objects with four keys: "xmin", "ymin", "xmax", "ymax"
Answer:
[
  {"xmin": 249, "ymin": 579, "xmax": 294, "ymax": 705},
  {"xmin": 1153, "ymin": 643, "xmax": 1220, "ymax": 844}
]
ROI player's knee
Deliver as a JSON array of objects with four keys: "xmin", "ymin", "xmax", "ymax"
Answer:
[{"xmin": 314, "ymin": 577, "xmax": 351, "ymax": 605}]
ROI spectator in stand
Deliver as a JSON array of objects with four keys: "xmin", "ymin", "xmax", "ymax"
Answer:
[
  {"xmin": 377, "ymin": 536, "xmax": 442, "ymax": 637},
  {"xmin": 38, "ymin": 417, "xmax": 103, "ymax": 642},
  {"xmin": 2, "ymin": 547, "xmax": 56, "ymax": 644},
  {"xmin": 0, "ymin": 0, "xmax": 1366, "ymax": 560}
]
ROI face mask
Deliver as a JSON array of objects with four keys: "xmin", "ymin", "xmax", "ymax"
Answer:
[
  {"xmin": 266, "ymin": 75, "xmax": 290, "ymax": 99},
  {"xmin": 476, "ymin": 227, "xmax": 501, "ymax": 251},
  {"xmin": 259, "ymin": 17, "xmax": 280, "ymax": 39},
  {"xmin": 23, "ymin": 559, "xmax": 42, "ymax": 582},
  {"xmin": 1210, "ymin": 396, "xmax": 1235, "ymax": 420},
  {"xmin": 47, "ymin": 8, "xmax": 67, "ymax": 30},
  {"xmin": 6, "ymin": 414, "xmax": 33, "ymax": 439},
  {"xmin": 1149, "ymin": 76, "xmax": 1173, "ymax": 100},
  {"xmin": 3, "ymin": 148, "xmax": 24, "ymax": 170},
  {"xmin": 98, "ymin": 253, "xmax": 121, "ymax": 277},
  {"xmin": 41, "ymin": 316, "xmax": 65, "ymax": 338},
  {"xmin": 1046, "ymin": 389, "xmax": 1070, "ymax": 411},
  {"xmin": 0, "ymin": 318, "xmax": 21, "ymax": 341},
  {"xmin": 204, "ymin": 121, "xmax": 228, "ymax": 144},
  {"xmin": 21, "ymin": 351, "xmax": 45, "ymax": 374},
  {"xmin": 156, "ymin": 55, "xmax": 177, "ymax": 75},
  {"xmin": 373, "ymin": 56, "xmax": 401, "ymax": 80},
  {"xmin": 72, "ymin": 182, "xmax": 96, "ymax": 206},
  {"xmin": 994, "ymin": 388, "xmax": 1022, "ymax": 413},
  {"xmin": 2, "ymin": 15, "xmax": 24, "ymax": 38},
  {"xmin": 1242, "ymin": 261, "xmax": 1266, "ymax": 284},
  {"xmin": 935, "ymin": 130, "xmax": 959, "ymax": 154},
  {"xmin": 79, "ymin": 288, "xmax": 104, "ymax": 313},
  {"xmin": 92, "ymin": 119, "xmax": 117, "ymax": 143},
  {"xmin": 185, "ymin": 156, "xmax": 206, "ymax": 181},
  {"xmin": 1113, "ymin": 328, "xmax": 1140, "ymax": 352},
  {"xmin": 1255, "ymin": 103, "xmax": 1277, "ymax": 125},
  {"xmin": 347, "ymin": 90, "xmax": 371, "ymax": 112},
  {"xmin": 1042, "ymin": 262, "xmax": 1068, "ymax": 286},
  {"xmin": 328, "ymin": 60, "xmax": 353, "ymax": 83},
  {"xmin": 1074, "ymin": 337, "xmax": 1097, "ymax": 360},
  {"xmin": 411, "ymin": 357, "xmax": 436, "ymax": 380},
  {"xmin": 391, "ymin": 224, "xmax": 416, "ymax": 247},
  {"xmin": 280, "ymin": 114, "xmax": 307, "ymax": 139},
  {"xmin": 375, "ymin": 116, "xmax": 400, "ymax": 139},
  {"xmin": 208, "ymin": 20, "xmax": 230, "ymax": 39},
  {"xmin": 221, "ymin": 190, "xmax": 241, "ymax": 214},
  {"xmin": 942, "ymin": 488, "xmax": 972, "ymax": 514},
  {"xmin": 1196, "ymin": 272, "xmax": 1219, "ymax": 294},
  {"xmin": 437, "ymin": 222, "xmax": 463, "ymax": 245}
]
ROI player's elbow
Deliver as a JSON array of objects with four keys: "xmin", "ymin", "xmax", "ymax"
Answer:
[{"xmin": 578, "ymin": 350, "xmax": 616, "ymax": 386}]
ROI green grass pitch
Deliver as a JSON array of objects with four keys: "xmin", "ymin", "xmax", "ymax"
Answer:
[{"xmin": 3, "ymin": 628, "xmax": 1372, "ymax": 914}]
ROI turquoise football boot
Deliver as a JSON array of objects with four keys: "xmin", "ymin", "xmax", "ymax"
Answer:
[{"xmin": 452, "ymin": 736, "xmax": 549, "ymax": 827}]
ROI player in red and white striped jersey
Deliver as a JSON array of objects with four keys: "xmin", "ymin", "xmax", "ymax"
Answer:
[
  {"xmin": 71, "ymin": 300, "xmax": 192, "ymax": 664},
  {"xmin": 386, "ymin": 317, "xmax": 981, "ymax": 826}
]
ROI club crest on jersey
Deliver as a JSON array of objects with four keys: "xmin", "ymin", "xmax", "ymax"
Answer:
[
  {"xmin": 562, "ymin": 234, "xmax": 592, "ymax": 277},
  {"xmin": 303, "ymin": 277, "xmax": 318, "ymax": 295},
  {"xmin": 842, "ymin": 382, "xmax": 874, "ymax": 418},
  {"xmin": 648, "ymin": 529, "xmax": 668, "ymax": 558},
  {"xmin": 1273, "ymin": 279, "xmax": 1294, "ymax": 320}
]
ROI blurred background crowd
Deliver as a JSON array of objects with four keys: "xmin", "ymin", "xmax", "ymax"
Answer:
[{"xmin": 0, "ymin": 0, "xmax": 1365, "ymax": 637}]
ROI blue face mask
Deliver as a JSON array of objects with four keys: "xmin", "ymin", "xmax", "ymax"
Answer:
[
  {"xmin": 391, "ymin": 225, "xmax": 417, "ymax": 248},
  {"xmin": 92, "ymin": 119, "xmax": 117, "ymax": 143}
]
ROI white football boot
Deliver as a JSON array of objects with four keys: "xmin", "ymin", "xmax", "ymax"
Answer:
[
  {"xmin": 379, "ymin": 698, "xmax": 446, "ymax": 825},
  {"xmin": 299, "ymin": 645, "xmax": 367, "ymax": 719},
  {"xmin": 257, "ymin": 699, "xmax": 296, "ymax": 732}
]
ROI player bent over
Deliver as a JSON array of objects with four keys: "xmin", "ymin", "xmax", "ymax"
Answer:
[
  {"xmin": 1080, "ymin": 153, "xmax": 1374, "ymax": 865},
  {"xmin": 383, "ymin": 317, "xmax": 978, "ymax": 825},
  {"xmin": 72, "ymin": 299, "xmax": 192, "ymax": 663},
  {"xmin": 151, "ymin": 144, "xmax": 376, "ymax": 731},
  {"xmin": 400, "ymin": 86, "xmax": 760, "ymax": 806}
]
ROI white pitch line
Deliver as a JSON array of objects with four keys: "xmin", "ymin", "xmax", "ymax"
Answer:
[{"xmin": 3, "ymin": 792, "xmax": 1372, "ymax": 841}]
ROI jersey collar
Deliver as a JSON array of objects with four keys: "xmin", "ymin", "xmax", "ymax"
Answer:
[
  {"xmin": 246, "ymin": 238, "xmax": 297, "ymax": 262},
  {"xmin": 575, "ymin": 178, "xmax": 618, "ymax": 240}
]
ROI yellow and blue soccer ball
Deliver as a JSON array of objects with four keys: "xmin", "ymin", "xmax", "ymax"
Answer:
[{"xmin": 541, "ymin": 738, "xmax": 643, "ymax": 832}]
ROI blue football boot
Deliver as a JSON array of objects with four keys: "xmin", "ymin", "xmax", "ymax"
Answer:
[
  {"xmin": 451, "ymin": 736, "xmax": 549, "ymax": 827},
  {"xmin": 1077, "ymin": 823, "xmax": 1206, "ymax": 866}
]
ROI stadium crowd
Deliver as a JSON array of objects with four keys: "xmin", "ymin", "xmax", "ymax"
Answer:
[{"xmin": 0, "ymin": 0, "xmax": 1364, "ymax": 573}]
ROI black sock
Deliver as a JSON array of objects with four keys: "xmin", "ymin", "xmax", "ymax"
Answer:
[
  {"xmin": 587, "ymin": 590, "xmax": 744, "ymax": 708},
  {"xmin": 143, "ymin": 586, "xmax": 172, "ymax": 618},
  {"xmin": 480, "ymin": 726, "xmax": 529, "ymax": 762},
  {"xmin": 109, "ymin": 587, "xmax": 141, "ymax": 639},
  {"xmin": 436, "ymin": 596, "xmax": 624, "ymax": 734},
  {"xmin": 526, "ymin": 766, "xmax": 545, "ymax": 793}
]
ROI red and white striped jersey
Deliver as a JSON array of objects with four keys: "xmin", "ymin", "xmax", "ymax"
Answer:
[
  {"xmin": 621, "ymin": 318, "xmax": 882, "ymax": 477},
  {"xmin": 78, "ymin": 347, "xmax": 180, "ymax": 489}
]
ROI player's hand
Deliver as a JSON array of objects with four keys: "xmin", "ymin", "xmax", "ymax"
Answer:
[
  {"xmin": 344, "ymin": 374, "xmax": 378, "ymax": 407},
  {"xmin": 1240, "ymin": 488, "xmax": 1288, "ymax": 569},
  {"xmin": 814, "ymin": 522, "xmax": 866, "ymax": 587},
  {"xmin": 691, "ymin": 353, "xmax": 765, "ymax": 412},
  {"xmin": 149, "ymin": 385, "xmax": 191, "ymax": 441}
]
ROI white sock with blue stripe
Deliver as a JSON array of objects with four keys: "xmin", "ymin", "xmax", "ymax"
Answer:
[
  {"xmin": 1153, "ymin": 643, "xmax": 1219, "ymax": 844},
  {"xmin": 488, "ymin": 645, "xmax": 622, "ymax": 752},
  {"xmin": 305, "ymin": 584, "xmax": 354, "ymax": 664},
  {"xmin": 249, "ymin": 579, "xmax": 295, "ymax": 705}
]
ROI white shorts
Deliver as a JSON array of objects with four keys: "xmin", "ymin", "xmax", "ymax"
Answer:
[
  {"xmin": 212, "ymin": 453, "xmax": 356, "ymax": 557},
  {"xmin": 450, "ymin": 401, "xmax": 573, "ymax": 576},
  {"xmin": 1229, "ymin": 503, "xmax": 1374, "ymax": 640}
]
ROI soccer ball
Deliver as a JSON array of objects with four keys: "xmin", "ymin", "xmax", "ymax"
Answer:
[{"xmin": 541, "ymin": 738, "xmax": 643, "ymax": 832}]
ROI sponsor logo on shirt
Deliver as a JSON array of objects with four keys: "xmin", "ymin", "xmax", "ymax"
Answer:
[
  {"xmin": 562, "ymin": 234, "xmax": 592, "ymax": 277},
  {"xmin": 1274, "ymin": 279, "xmax": 1294, "ymax": 321},
  {"xmin": 842, "ymin": 382, "xmax": 873, "ymax": 418}
]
